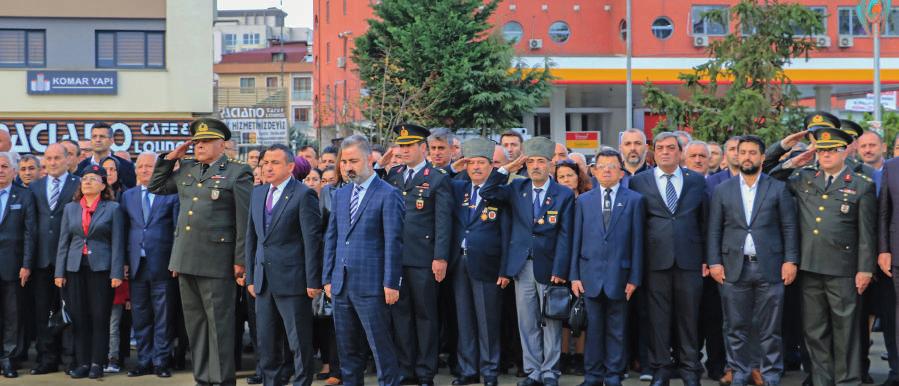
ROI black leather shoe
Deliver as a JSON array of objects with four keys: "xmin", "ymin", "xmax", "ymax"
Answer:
[
  {"xmin": 30, "ymin": 364, "xmax": 57, "ymax": 375},
  {"xmin": 401, "ymin": 377, "xmax": 420, "ymax": 385},
  {"xmin": 863, "ymin": 374, "xmax": 875, "ymax": 384},
  {"xmin": 485, "ymin": 378, "xmax": 498, "ymax": 386},
  {"xmin": 156, "ymin": 367, "xmax": 172, "ymax": 378},
  {"xmin": 317, "ymin": 372, "xmax": 331, "ymax": 380},
  {"xmin": 453, "ymin": 376, "xmax": 480, "ymax": 385},
  {"xmin": 128, "ymin": 366, "xmax": 154, "ymax": 377},
  {"xmin": 246, "ymin": 374, "xmax": 263, "ymax": 384},
  {"xmin": 517, "ymin": 369, "xmax": 528, "ymax": 378},
  {"xmin": 801, "ymin": 375, "xmax": 813, "ymax": 386},
  {"xmin": 543, "ymin": 378, "xmax": 559, "ymax": 386},
  {"xmin": 69, "ymin": 365, "xmax": 90, "ymax": 379},
  {"xmin": 518, "ymin": 378, "xmax": 543, "ymax": 386},
  {"xmin": 650, "ymin": 377, "xmax": 670, "ymax": 386},
  {"xmin": 88, "ymin": 364, "xmax": 103, "ymax": 379},
  {"xmin": 2, "ymin": 363, "xmax": 17, "ymax": 378}
]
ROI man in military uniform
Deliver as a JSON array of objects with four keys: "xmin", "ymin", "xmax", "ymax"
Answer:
[
  {"xmin": 148, "ymin": 118, "xmax": 253, "ymax": 386},
  {"xmin": 769, "ymin": 113, "xmax": 876, "ymax": 386},
  {"xmin": 376, "ymin": 124, "xmax": 453, "ymax": 386}
]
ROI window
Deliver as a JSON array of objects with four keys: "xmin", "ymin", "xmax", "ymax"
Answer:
[
  {"xmin": 0, "ymin": 29, "xmax": 45, "ymax": 67},
  {"xmin": 266, "ymin": 77, "xmax": 278, "ymax": 88},
  {"xmin": 838, "ymin": 7, "xmax": 868, "ymax": 36},
  {"xmin": 242, "ymin": 33, "xmax": 260, "ymax": 45},
  {"xmin": 326, "ymin": 42, "xmax": 330, "ymax": 63},
  {"xmin": 619, "ymin": 20, "xmax": 627, "ymax": 41},
  {"xmin": 793, "ymin": 6, "xmax": 827, "ymax": 35},
  {"xmin": 272, "ymin": 52, "xmax": 285, "ymax": 62},
  {"xmin": 326, "ymin": 0, "xmax": 330, "ymax": 23},
  {"xmin": 96, "ymin": 31, "xmax": 165, "ymax": 68},
  {"xmin": 293, "ymin": 77, "xmax": 311, "ymax": 91},
  {"xmin": 223, "ymin": 33, "xmax": 236, "ymax": 52},
  {"xmin": 885, "ymin": 9, "xmax": 899, "ymax": 36},
  {"xmin": 548, "ymin": 21, "xmax": 570, "ymax": 43},
  {"xmin": 343, "ymin": 0, "xmax": 347, "ymax": 15},
  {"xmin": 502, "ymin": 21, "xmax": 523, "ymax": 43},
  {"xmin": 651, "ymin": 17, "xmax": 674, "ymax": 39},
  {"xmin": 294, "ymin": 107, "xmax": 310, "ymax": 122},
  {"xmin": 240, "ymin": 77, "xmax": 255, "ymax": 93},
  {"xmin": 692, "ymin": 5, "xmax": 728, "ymax": 35}
]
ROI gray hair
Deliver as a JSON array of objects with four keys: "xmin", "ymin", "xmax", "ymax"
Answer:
[
  {"xmin": 569, "ymin": 152, "xmax": 586, "ymax": 164},
  {"xmin": 494, "ymin": 145, "xmax": 510, "ymax": 161},
  {"xmin": 136, "ymin": 151, "xmax": 158, "ymax": 162},
  {"xmin": 428, "ymin": 128, "xmax": 455, "ymax": 145},
  {"xmin": 621, "ymin": 128, "xmax": 647, "ymax": 143},
  {"xmin": 653, "ymin": 132, "xmax": 683, "ymax": 151},
  {"xmin": 673, "ymin": 130, "xmax": 693, "ymax": 147},
  {"xmin": 18, "ymin": 154, "xmax": 40, "ymax": 168},
  {"xmin": 0, "ymin": 152, "xmax": 17, "ymax": 170},
  {"xmin": 340, "ymin": 134, "xmax": 372, "ymax": 159},
  {"xmin": 685, "ymin": 140, "xmax": 710, "ymax": 156}
]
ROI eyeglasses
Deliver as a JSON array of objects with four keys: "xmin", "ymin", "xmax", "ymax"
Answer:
[
  {"xmin": 593, "ymin": 164, "xmax": 622, "ymax": 170},
  {"xmin": 81, "ymin": 176, "xmax": 104, "ymax": 183}
]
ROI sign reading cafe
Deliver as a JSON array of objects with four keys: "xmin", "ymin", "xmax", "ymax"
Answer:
[{"xmin": 0, "ymin": 119, "xmax": 192, "ymax": 156}]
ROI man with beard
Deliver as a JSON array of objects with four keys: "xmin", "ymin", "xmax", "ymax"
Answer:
[
  {"xmin": 707, "ymin": 135, "xmax": 798, "ymax": 386},
  {"xmin": 619, "ymin": 129, "xmax": 651, "ymax": 178}
]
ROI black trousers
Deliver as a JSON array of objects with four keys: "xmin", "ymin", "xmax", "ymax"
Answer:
[
  {"xmin": 313, "ymin": 317, "xmax": 341, "ymax": 377},
  {"xmin": 646, "ymin": 268, "xmax": 703, "ymax": 380},
  {"xmin": 29, "ymin": 267, "xmax": 61, "ymax": 367},
  {"xmin": 0, "ymin": 280, "xmax": 21, "ymax": 359},
  {"xmin": 390, "ymin": 266, "xmax": 439, "ymax": 381},
  {"xmin": 65, "ymin": 268, "xmax": 114, "ymax": 366},
  {"xmin": 699, "ymin": 277, "xmax": 726, "ymax": 378}
]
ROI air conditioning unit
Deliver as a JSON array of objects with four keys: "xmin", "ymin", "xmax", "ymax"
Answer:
[
  {"xmin": 528, "ymin": 39, "xmax": 543, "ymax": 50},
  {"xmin": 693, "ymin": 35, "xmax": 709, "ymax": 47},
  {"xmin": 838, "ymin": 35, "xmax": 854, "ymax": 48},
  {"xmin": 815, "ymin": 36, "xmax": 831, "ymax": 48},
  {"xmin": 336, "ymin": 56, "xmax": 346, "ymax": 68}
]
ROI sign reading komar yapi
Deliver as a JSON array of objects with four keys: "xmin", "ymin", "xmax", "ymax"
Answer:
[
  {"xmin": 1, "ymin": 119, "xmax": 192, "ymax": 155},
  {"xmin": 27, "ymin": 71, "xmax": 117, "ymax": 95}
]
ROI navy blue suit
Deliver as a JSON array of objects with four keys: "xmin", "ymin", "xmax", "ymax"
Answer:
[
  {"xmin": 570, "ymin": 185, "xmax": 644, "ymax": 386},
  {"xmin": 449, "ymin": 175, "xmax": 510, "ymax": 381},
  {"xmin": 0, "ymin": 184, "xmax": 36, "ymax": 359},
  {"xmin": 246, "ymin": 178, "xmax": 322, "ymax": 386},
  {"xmin": 627, "ymin": 167, "xmax": 708, "ymax": 381},
  {"xmin": 323, "ymin": 174, "xmax": 403, "ymax": 386},
  {"xmin": 121, "ymin": 186, "xmax": 179, "ymax": 368}
]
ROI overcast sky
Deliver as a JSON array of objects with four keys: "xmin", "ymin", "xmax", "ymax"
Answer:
[{"xmin": 217, "ymin": 0, "xmax": 313, "ymax": 28}]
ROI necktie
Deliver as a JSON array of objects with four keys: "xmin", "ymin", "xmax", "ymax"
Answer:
[
  {"xmin": 49, "ymin": 177, "xmax": 61, "ymax": 211},
  {"xmin": 349, "ymin": 184, "xmax": 364, "ymax": 224},
  {"xmin": 201, "ymin": 163, "xmax": 210, "ymax": 176},
  {"xmin": 825, "ymin": 175, "xmax": 834, "ymax": 190},
  {"xmin": 533, "ymin": 188, "xmax": 543, "ymax": 221},
  {"xmin": 0, "ymin": 190, "xmax": 7, "ymax": 220},
  {"xmin": 142, "ymin": 189, "xmax": 152, "ymax": 224},
  {"xmin": 469, "ymin": 185, "xmax": 480, "ymax": 221},
  {"xmin": 405, "ymin": 169, "xmax": 415, "ymax": 188},
  {"xmin": 664, "ymin": 174, "xmax": 677, "ymax": 214},
  {"xmin": 265, "ymin": 186, "xmax": 277, "ymax": 215},
  {"xmin": 603, "ymin": 188, "xmax": 612, "ymax": 228}
]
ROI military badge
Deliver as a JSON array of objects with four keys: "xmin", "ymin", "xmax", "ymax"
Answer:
[
  {"xmin": 548, "ymin": 215, "xmax": 557, "ymax": 224},
  {"xmin": 211, "ymin": 189, "xmax": 220, "ymax": 200},
  {"xmin": 844, "ymin": 174, "xmax": 852, "ymax": 182},
  {"xmin": 812, "ymin": 115, "xmax": 824, "ymax": 124},
  {"xmin": 537, "ymin": 218, "xmax": 545, "ymax": 225},
  {"xmin": 416, "ymin": 198, "xmax": 424, "ymax": 210},
  {"xmin": 821, "ymin": 132, "xmax": 831, "ymax": 141},
  {"xmin": 481, "ymin": 212, "xmax": 488, "ymax": 221},
  {"xmin": 841, "ymin": 203, "xmax": 850, "ymax": 214},
  {"xmin": 487, "ymin": 210, "xmax": 497, "ymax": 220}
]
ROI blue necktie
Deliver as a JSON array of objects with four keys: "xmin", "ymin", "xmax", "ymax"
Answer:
[
  {"xmin": 533, "ymin": 188, "xmax": 543, "ymax": 221},
  {"xmin": 142, "ymin": 189, "xmax": 152, "ymax": 224},
  {"xmin": 469, "ymin": 185, "xmax": 480, "ymax": 221},
  {"xmin": 350, "ymin": 184, "xmax": 364, "ymax": 224},
  {"xmin": 664, "ymin": 174, "xmax": 677, "ymax": 213},
  {"xmin": 0, "ymin": 190, "xmax": 6, "ymax": 220}
]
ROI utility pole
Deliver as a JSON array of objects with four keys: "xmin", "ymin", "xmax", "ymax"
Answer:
[{"xmin": 625, "ymin": 0, "xmax": 633, "ymax": 130}]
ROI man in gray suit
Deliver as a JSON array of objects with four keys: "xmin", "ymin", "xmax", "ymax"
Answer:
[
  {"xmin": 707, "ymin": 136, "xmax": 799, "ymax": 386},
  {"xmin": 246, "ymin": 144, "xmax": 322, "ymax": 386}
]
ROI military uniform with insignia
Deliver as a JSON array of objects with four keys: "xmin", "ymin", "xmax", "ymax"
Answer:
[
  {"xmin": 379, "ymin": 124, "xmax": 453, "ymax": 385},
  {"xmin": 148, "ymin": 118, "xmax": 253, "ymax": 386},
  {"xmin": 770, "ymin": 112, "xmax": 876, "ymax": 386}
]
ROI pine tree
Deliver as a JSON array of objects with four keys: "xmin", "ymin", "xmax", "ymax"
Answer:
[{"xmin": 353, "ymin": 0, "xmax": 552, "ymax": 143}]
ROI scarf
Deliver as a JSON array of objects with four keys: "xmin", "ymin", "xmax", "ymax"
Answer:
[{"xmin": 80, "ymin": 196, "xmax": 100, "ymax": 255}]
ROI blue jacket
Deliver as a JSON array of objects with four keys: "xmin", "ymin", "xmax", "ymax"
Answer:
[
  {"xmin": 121, "ymin": 186, "xmax": 179, "ymax": 281},
  {"xmin": 0, "ymin": 184, "xmax": 36, "ymax": 281},
  {"xmin": 449, "ymin": 177, "xmax": 511, "ymax": 282},
  {"xmin": 323, "ymin": 175, "xmax": 404, "ymax": 296},
  {"xmin": 570, "ymin": 185, "xmax": 644, "ymax": 300}
]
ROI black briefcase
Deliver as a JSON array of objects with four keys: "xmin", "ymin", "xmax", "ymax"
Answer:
[
  {"xmin": 568, "ymin": 296, "xmax": 587, "ymax": 337},
  {"xmin": 312, "ymin": 292, "xmax": 333, "ymax": 318},
  {"xmin": 48, "ymin": 298, "xmax": 71, "ymax": 335},
  {"xmin": 542, "ymin": 284, "xmax": 572, "ymax": 326}
]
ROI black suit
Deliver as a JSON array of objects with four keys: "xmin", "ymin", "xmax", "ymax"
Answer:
[
  {"xmin": 75, "ymin": 155, "xmax": 136, "ymax": 189},
  {"xmin": 627, "ymin": 168, "xmax": 707, "ymax": 382},
  {"xmin": 246, "ymin": 178, "xmax": 322, "ymax": 386},
  {"xmin": 0, "ymin": 184, "xmax": 36, "ymax": 360},
  {"xmin": 25, "ymin": 173, "xmax": 80, "ymax": 368}
]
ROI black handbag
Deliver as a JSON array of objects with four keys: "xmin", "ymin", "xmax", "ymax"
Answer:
[
  {"xmin": 48, "ymin": 298, "xmax": 71, "ymax": 335},
  {"xmin": 542, "ymin": 284, "xmax": 572, "ymax": 326},
  {"xmin": 312, "ymin": 292, "xmax": 333, "ymax": 318},
  {"xmin": 568, "ymin": 296, "xmax": 587, "ymax": 337}
]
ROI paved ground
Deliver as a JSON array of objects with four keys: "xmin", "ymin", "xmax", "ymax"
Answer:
[{"xmin": 7, "ymin": 334, "xmax": 894, "ymax": 385}]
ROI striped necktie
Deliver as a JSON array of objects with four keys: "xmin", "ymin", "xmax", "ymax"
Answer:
[
  {"xmin": 664, "ymin": 174, "xmax": 677, "ymax": 213},
  {"xmin": 349, "ymin": 184, "xmax": 364, "ymax": 224},
  {"xmin": 49, "ymin": 177, "xmax": 61, "ymax": 211}
]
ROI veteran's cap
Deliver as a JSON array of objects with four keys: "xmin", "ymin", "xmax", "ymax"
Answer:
[
  {"xmin": 190, "ymin": 118, "xmax": 231, "ymax": 141},
  {"xmin": 462, "ymin": 138, "xmax": 495, "ymax": 160},
  {"xmin": 522, "ymin": 137, "xmax": 555, "ymax": 160},
  {"xmin": 393, "ymin": 124, "xmax": 430, "ymax": 145}
]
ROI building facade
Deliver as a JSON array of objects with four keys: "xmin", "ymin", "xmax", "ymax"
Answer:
[
  {"xmin": 214, "ymin": 8, "xmax": 312, "ymax": 63},
  {"xmin": 314, "ymin": 0, "xmax": 899, "ymax": 148},
  {"xmin": 0, "ymin": 0, "xmax": 213, "ymax": 156}
]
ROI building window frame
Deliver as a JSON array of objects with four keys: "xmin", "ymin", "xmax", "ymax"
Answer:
[
  {"xmin": 619, "ymin": 20, "xmax": 627, "ymax": 41},
  {"xmin": 240, "ymin": 77, "xmax": 256, "ymax": 93},
  {"xmin": 502, "ymin": 21, "xmax": 524, "ymax": 44},
  {"xmin": 838, "ymin": 7, "xmax": 868, "ymax": 36},
  {"xmin": 548, "ymin": 21, "xmax": 571, "ymax": 44},
  {"xmin": 651, "ymin": 17, "xmax": 674, "ymax": 40},
  {"xmin": 0, "ymin": 29, "xmax": 46, "ymax": 68},
  {"xmin": 242, "ymin": 33, "xmax": 260, "ymax": 45},
  {"xmin": 95, "ymin": 30, "xmax": 165, "ymax": 69},
  {"xmin": 691, "ymin": 5, "xmax": 729, "ymax": 36},
  {"xmin": 223, "ymin": 33, "xmax": 237, "ymax": 52},
  {"xmin": 793, "ymin": 6, "xmax": 828, "ymax": 36}
]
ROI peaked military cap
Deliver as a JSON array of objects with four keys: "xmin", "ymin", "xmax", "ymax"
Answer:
[
  {"xmin": 804, "ymin": 112, "xmax": 841, "ymax": 130},
  {"xmin": 393, "ymin": 124, "xmax": 430, "ymax": 145},
  {"xmin": 840, "ymin": 119, "xmax": 864, "ymax": 138},
  {"xmin": 190, "ymin": 118, "xmax": 231, "ymax": 141},
  {"xmin": 462, "ymin": 138, "xmax": 494, "ymax": 160},
  {"xmin": 523, "ymin": 137, "xmax": 555, "ymax": 160},
  {"xmin": 810, "ymin": 126, "xmax": 854, "ymax": 150}
]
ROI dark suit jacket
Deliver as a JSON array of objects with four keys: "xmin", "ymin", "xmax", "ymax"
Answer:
[
  {"xmin": 27, "ymin": 174, "xmax": 80, "ymax": 270},
  {"xmin": 569, "ymin": 185, "xmax": 644, "ymax": 300},
  {"xmin": 479, "ymin": 170, "xmax": 574, "ymax": 284},
  {"xmin": 121, "ymin": 186, "xmax": 179, "ymax": 281},
  {"xmin": 449, "ymin": 176, "xmax": 510, "ymax": 282},
  {"xmin": 879, "ymin": 158, "xmax": 899, "ymax": 256},
  {"xmin": 383, "ymin": 162, "xmax": 453, "ymax": 267},
  {"xmin": 246, "ymin": 178, "xmax": 323, "ymax": 296},
  {"xmin": 705, "ymin": 169, "xmax": 736, "ymax": 194},
  {"xmin": 76, "ymin": 155, "xmax": 136, "ymax": 189},
  {"xmin": 323, "ymin": 175, "xmax": 404, "ymax": 296},
  {"xmin": 0, "ymin": 184, "xmax": 36, "ymax": 281},
  {"xmin": 627, "ymin": 167, "xmax": 708, "ymax": 271},
  {"xmin": 55, "ymin": 200, "xmax": 126, "ymax": 280},
  {"xmin": 706, "ymin": 174, "xmax": 799, "ymax": 283}
]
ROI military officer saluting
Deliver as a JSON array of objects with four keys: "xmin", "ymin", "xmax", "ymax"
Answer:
[
  {"xmin": 376, "ymin": 124, "xmax": 453, "ymax": 386},
  {"xmin": 770, "ymin": 112, "xmax": 876, "ymax": 386},
  {"xmin": 148, "ymin": 118, "xmax": 253, "ymax": 386}
]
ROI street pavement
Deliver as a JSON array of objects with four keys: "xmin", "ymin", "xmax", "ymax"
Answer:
[{"xmin": 9, "ymin": 333, "xmax": 894, "ymax": 385}]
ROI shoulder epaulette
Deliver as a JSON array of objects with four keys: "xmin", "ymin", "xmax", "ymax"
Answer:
[
  {"xmin": 854, "ymin": 172, "xmax": 873, "ymax": 182},
  {"xmin": 437, "ymin": 167, "xmax": 447, "ymax": 174}
]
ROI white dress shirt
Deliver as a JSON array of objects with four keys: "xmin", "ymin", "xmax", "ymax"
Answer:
[
  {"xmin": 653, "ymin": 167, "xmax": 683, "ymax": 200},
  {"xmin": 267, "ymin": 177, "xmax": 292, "ymax": 207},
  {"xmin": 739, "ymin": 174, "xmax": 758, "ymax": 256}
]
